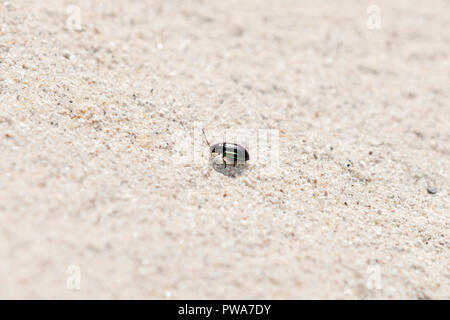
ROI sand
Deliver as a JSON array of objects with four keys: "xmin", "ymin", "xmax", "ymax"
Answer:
[{"xmin": 0, "ymin": 0, "xmax": 449, "ymax": 299}]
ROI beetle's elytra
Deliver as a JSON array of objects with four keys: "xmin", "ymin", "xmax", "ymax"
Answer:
[
  {"xmin": 210, "ymin": 142, "xmax": 249, "ymax": 167},
  {"xmin": 202, "ymin": 130, "xmax": 250, "ymax": 168}
]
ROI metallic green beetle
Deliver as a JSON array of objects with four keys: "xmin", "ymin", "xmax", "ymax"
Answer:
[{"xmin": 202, "ymin": 129, "xmax": 250, "ymax": 168}]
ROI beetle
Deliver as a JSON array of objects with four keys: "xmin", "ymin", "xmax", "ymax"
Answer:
[{"xmin": 202, "ymin": 129, "xmax": 249, "ymax": 168}]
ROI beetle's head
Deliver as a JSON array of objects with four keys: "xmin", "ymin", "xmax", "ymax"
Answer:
[{"xmin": 210, "ymin": 144, "xmax": 223, "ymax": 155}]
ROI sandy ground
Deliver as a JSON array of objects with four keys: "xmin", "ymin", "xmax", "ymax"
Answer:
[{"xmin": 0, "ymin": 0, "xmax": 449, "ymax": 299}]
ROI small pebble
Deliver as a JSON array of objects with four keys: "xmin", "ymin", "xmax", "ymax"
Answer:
[{"xmin": 427, "ymin": 186, "xmax": 437, "ymax": 194}]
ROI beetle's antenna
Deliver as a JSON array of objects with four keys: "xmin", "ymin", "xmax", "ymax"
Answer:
[{"xmin": 201, "ymin": 129, "xmax": 210, "ymax": 147}]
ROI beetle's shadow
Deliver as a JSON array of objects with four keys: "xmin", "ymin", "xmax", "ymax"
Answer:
[{"xmin": 210, "ymin": 159, "xmax": 248, "ymax": 178}]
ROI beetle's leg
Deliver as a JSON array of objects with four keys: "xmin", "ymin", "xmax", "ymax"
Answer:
[{"xmin": 222, "ymin": 156, "xmax": 227, "ymax": 168}]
